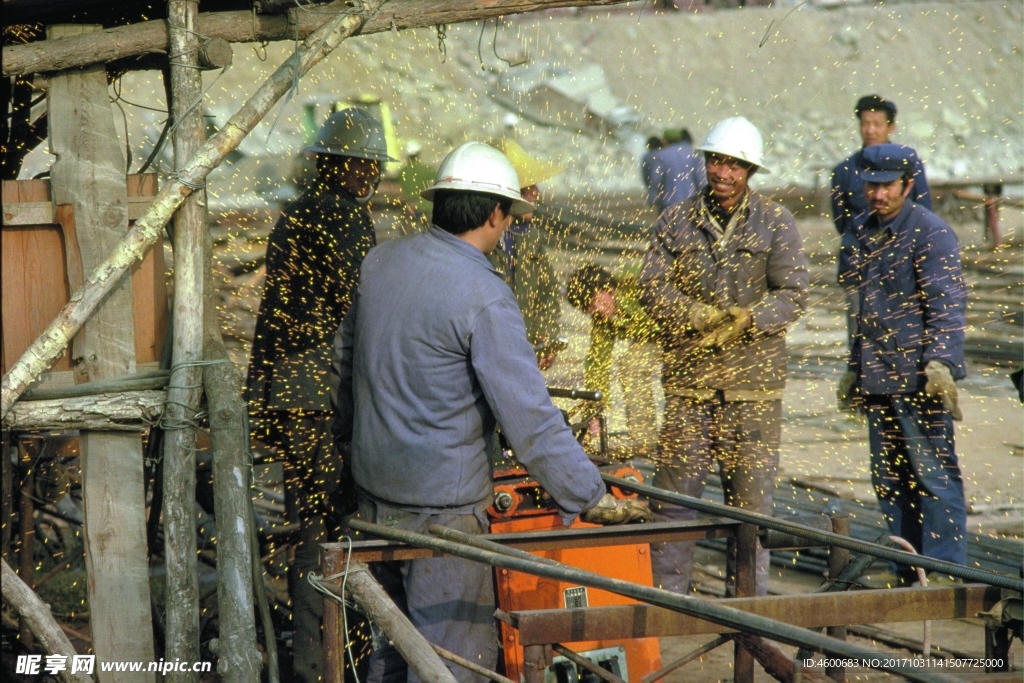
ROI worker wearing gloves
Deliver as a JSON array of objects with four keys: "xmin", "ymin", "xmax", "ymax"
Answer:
[
  {"xmin": 639, "ymin": 116, "xmax": 809, "ymax": 597},
  {"xmin": 567, "ymin": 264, "xmax": 663, "ymax": 457},
  {"xmin": 491, "ymin": 138, "xmax": 564, "ymax": 368},
  {"xmin": 836, "ymin": 144, "xmax": 968, "ymax": 584},
  {"xmin": 832, "ymin": 95, "xmax": 931, "ymax": 345},
  {"xmin": 331, "ymin": 142, "xmax": 650, "ymax": 683},
  {"xmin": 244, "ymin": 108, "xmax": 391, "ymax": 683}
]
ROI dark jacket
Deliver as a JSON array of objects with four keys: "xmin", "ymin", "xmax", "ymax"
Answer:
[
  {"xmin": 845, "ymin": 200, "xmax": 966, "ymax": 394},
  {"xmin": 832, "ymin": 147, "xmax": 930, "ymax": 285},
  {"xmin": 245, "ymin": 178, "xmax": 375, "ymax": 418},
  {"xmin": 643, "ymin": 142, "xmax": 707, "ymax": 213},
  {"xmin": 640, "ymin": 190, "xmax": 809, "ymax": 395}
]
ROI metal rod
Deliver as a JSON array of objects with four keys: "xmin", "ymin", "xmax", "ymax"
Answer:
[
  {"xmin": 641, "ymin": 635, "xmax": 729, "ymax": 683},
  {"xmin": 430, "ymin": 644, "xmax": 515, "ymax": 683},
  {"xmin": 604, "ymin": 474, "xmax": 1023, "ymax": 592},
  {"xmin": 348, "ymin": 520, "xmax": 957, "ymax": 683},
  {"xmin": 552, "ymin": 643, "xmax": 624, "ymax": 683},
  {"xmin": 547, "ymin": 387, "xmax": 603, "ymax": 401}
]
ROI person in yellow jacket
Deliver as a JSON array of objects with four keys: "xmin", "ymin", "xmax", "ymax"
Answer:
[
  {"xmin": 490, "ymin": 139, "xmax": 564, "ymax": 368},
  {"xmin": 567, "ymin": 264, "xmax": 663, "ymax": 456}
]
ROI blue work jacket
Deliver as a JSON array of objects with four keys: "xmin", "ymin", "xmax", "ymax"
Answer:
[
  {"xmin": 331, "ymin": 226, "xmax": 604, "ymax": 523},
  {"xmin": 845, "ymin": 200, "xmax": 967, "ymax": 395},
  {"xmin": 832, "ymin": 148, "xmax": 931, "ymax": 286},
  {"xmin": 644, "ymin": 143, "xmax": 707, "ymax": 213}
]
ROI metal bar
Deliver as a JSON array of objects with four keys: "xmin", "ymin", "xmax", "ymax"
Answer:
[
  {"xmin": 641, "ymin": 635, "xmax": 730, "ymax": 683},
  {"xmin": 347, "ymin": 519, "xmax": 960, "ymax": 683},
  {"xmin": 552, "ymin": 644, "xmax": 624, "ymax": 683},
  {"xmin": 547, "ymin": 387, "xmax": 602, "ymax": 401},
  {"xmin": 826, "ymin": 515, "xmax": 851, "ymax": 683},
  {"xmin": 604, "ymin": 474, "xmax": 1024, "ymax": 592},
  {"xmin": 510, "ymin": 586, "xmax": 1000, "ymax": 642},
  {"xmin": 323, "ymin": 519, "xmax": 741, "ymax": 563},
  {"xmin": 431, "ymin": 644, "xmax": 515, "ymax": 683},
  {"xmin": 733, "ymin": 523, "xmax": 758, "ymax": 683}
]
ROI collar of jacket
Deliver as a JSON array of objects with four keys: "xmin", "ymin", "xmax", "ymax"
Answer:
[
  {"xmin": 858, "ymin": 196, "xmax": 914, "ymax": 245},
  {"xmin": 310, "ymin": 176, "xmax": 359, "ymax": 203},
  {"xmin": 427, "ymin": 224, "xmax": 501, "ymax": 273}
]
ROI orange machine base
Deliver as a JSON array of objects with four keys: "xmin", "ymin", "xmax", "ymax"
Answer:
[{"xmin": 492, "ymin": 513, "xmax": 660, "ymax": 681}]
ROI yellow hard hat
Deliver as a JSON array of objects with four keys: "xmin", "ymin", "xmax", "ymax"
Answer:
[{"xmin": 496, "ymin": 138, "xmax": 565, "ymax": 189}]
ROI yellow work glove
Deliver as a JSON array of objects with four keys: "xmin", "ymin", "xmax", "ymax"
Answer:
[
  {"xmin": 836, "ymin": 370, "xmax": 859, "ymax": 414},
  {"xmin": 698, "ymin": 306, "xmax": 752, "ymax": 348},
  {"xmin": 581, "ymin": 493, "xmax": 653, "ymax": 525},
  {"xmin": 689, "ymin": 302, "xmax": 731, "ymax": 333},
  {"xmin": 924, "ymin": 360, "xmax": 963, "ymax": 421}
]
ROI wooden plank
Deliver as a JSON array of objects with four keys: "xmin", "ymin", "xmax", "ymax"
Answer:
[
  {"xmin": 2, "ymin": 202, "xmax": 54, "ymax": 226},
  {"xmin": 47, "ymin": 23, "xmax": 155, "ymax": 681},
  {"xmin": 511, "ymin": 585, "xmax": 1004, "ymax": 644},
  {"xmin": 126, "ymin": 174, "xmax": 166, "ymax": 365}
]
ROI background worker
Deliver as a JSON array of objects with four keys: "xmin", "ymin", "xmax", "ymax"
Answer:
[
  {"xmin": 644, "ymin": 127, "xmax": 707, "ymax": 214},
  {"xmin": 832, "ymin": 95, "xmax": 931, "ymax": 344},
  {"xmin": 567, "ymin": 264, "xmax": 663, "ymax": 457},
  {"xmin": 492, "ymin": 138, "xmax": 565, "ymax": 368},
  {"xmin": 331, "ymin": 141, "xmax": 651, "ymax": 683},
  {"xmin": 397, "ymin": 138, "xmax": 435, "ymax": 226},
  {"xmin": 836, "ymin": 144, "xmax": 968, "ymax": 584},
  {"xmin": 640, "ymin": 116, "xmax": 809, "ymax": 597},
  {"xmin": 245, "ymin": 108, "xmax": 393, "ymax": 683}
]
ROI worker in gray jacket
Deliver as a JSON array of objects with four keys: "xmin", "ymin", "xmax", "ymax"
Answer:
[
  {"xmin": 331, "ymin": 142, "xmax": 651, "ymax": 683},
  {"xmin": 640, "ymin": 117, "xmax": 809, "ymax": 597}
]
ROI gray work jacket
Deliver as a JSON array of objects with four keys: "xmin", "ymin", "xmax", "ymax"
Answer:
[
  {"xmin": 640, "ymin": 190, "xmax": 809, "ymax": 396},
  {"xmin": 331, "ymin": 226, "xmax": 604, "ymax": 523}
]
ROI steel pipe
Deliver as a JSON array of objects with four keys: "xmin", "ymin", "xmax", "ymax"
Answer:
[
  {"xmin": 604, "ymin": 474, "xmax": 1024, "ymax": 592},
  {"xmin": 348, "ymin": 520, "xmax": 958, "ymax": 683}
]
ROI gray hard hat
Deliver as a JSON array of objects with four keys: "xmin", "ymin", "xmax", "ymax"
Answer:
[{"xmin": 305, "ymin": 107, "xmax": 395, "ymax": 162}]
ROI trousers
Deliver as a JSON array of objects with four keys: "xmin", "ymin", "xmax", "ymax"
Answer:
[
  {"xmin": 354, "ymin": 496, "xmax": 499, "ymax": 683},
  {"xmin": 650, "ymin": 396, "xmax": 780, "ymax": 596},
  {"xmin": 617, "ymin": 341, "xmax": 663, "ymax": 456},
  {"xmin": 864, "ymin": 393, "xmax": 968, "ymax": 578}
]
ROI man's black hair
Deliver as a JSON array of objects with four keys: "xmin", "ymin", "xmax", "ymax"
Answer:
[
  {"xmin": 855, "ymin": 95, "xmax": 897, "ymax": 123},
  {"xmin": 679, "ymin": 128, "xmax": 693, "ymax": 145},
  {"xmin": 432, "ymin": 190, "xmax": 513, "ymax": 235},
  {"xmin": 567, "ymin": 264, "xmax": 617, "ymax": 311},
  {"xmin": 646, "ymin": 136, "xmax": 664, "ymax": 151}
]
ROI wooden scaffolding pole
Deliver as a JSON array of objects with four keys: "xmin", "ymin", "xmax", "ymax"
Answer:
[
  {"xmin": 161, "ymin": 1, "xmax": 206, "ymax": 676},
  {"xmin": 0, "ymin": 0, "xmax": 387, "ymax": 420},
  {"xmin": 2, "ymin": 0, "xmax": 633, "ymax": 78},
  {"xmin": 46, "ymin": 22, "xmax": 156, "ymax": 681}
]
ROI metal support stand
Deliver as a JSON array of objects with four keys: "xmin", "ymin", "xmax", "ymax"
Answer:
[
  {"xmin": 826, "ymin": 515, "xmax": 851, "ymax": 683},
  {"xmin": 733, "ymin": 523, "xmax": 758, "ymax": 683},
  {"xmin": 523, "ymin": 644, "xmax": 551, "ymax": 683}
]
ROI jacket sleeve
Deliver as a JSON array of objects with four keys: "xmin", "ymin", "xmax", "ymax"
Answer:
[
  {"xmin": 910, "ymin": 156, "xmax": 932, "ymax": 211},
  {"xmin": 639, "ymin": 211, "xmax": 701, "ymax": 332},
  {"xmin": 330, "ymin": 288, "xmax": 358, "ymax": 449},
  {"xmin": 583, "ymin": 320, "xmax": 614, "ymax": 408},
  {"xmin": 830, "ymin": 164, "xmax": 846, "ymax": 234},
  {"xmin": 916, "ymin": 217, "xmax": 967, "ymax": 379},
  {"xmin": 471, "ymin": 297, "xmax": 605, "ymax": 525},
  {"xmin": 748, "ymin": 210, "xmax": 810, "ymax": 336}
]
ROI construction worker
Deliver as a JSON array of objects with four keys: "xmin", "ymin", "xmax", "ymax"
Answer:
[
  {"xmin": 645, "ymin": 127, "xmax": 707, "ymax": 214},
  {"xmin": 836, "ymin": 144, "xmax": 968, "ymax": 584},
  {"xmin": 832, "ymin": 95, "xmax": 931, "ymax": 344},
  {"xmin": 397, "ymin": 139, "xmax": 434, "ymax": 225},
  {"xmin": 331, "ymin": 142, "xmax": 652, "ymax": 683},
  {"xmin": 492, "ymin": 138, "xmax": 564, "ymax": 368},
  {"xmin": 566, "ymin": 264, "xmax": 663, "ymax": 457},
  {"xmin": 245, "ymin": 108, "xmax": 393, "ymax": 683},
  {"xmin": 639, "ymin": 116, "xmax": 809, "ymax": 597}
]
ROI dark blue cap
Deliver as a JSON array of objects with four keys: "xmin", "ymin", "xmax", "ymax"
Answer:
[{"xmin": 862, "ymin": 144, "xmax": 915, "ymax": 183}]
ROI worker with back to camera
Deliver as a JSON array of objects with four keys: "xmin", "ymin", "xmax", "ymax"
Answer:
[
  {"xmin": 836, "ymin": 143, "xmax": 968, "ymax": 586},
  {"xmin": 492, "ymin": 138, "xmax": 565, "ymax": 369},
  {"xmin": 331, "ymin": 141, "xmax": 652, "ymax": 682},
  {"xmin": 566, "ymin": 264, "xmax": 663, "ymax": 458},
  {"xmin": 832, "ymin": 95, "xmax": 931, "ymax": 345},
  {"xmin": 645, "ymin": 127, "xmax": 707, "ymax": 214},
  {"xmin": 245, "ymin": 107, "xmax": 393, "ymax": 683},
  {"xmin": 639, "ymin": 116, "xmax": 809, "ymax": 597}
]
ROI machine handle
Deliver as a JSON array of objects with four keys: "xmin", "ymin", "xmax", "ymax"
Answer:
[{"xmin": 547, "ymin": 387, "xmax": 603, "ymax": 401}]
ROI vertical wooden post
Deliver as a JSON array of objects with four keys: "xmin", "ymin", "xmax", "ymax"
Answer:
[
  {"xmin": 162, "ymin": 1, "xmax": 205, "ymax": 678},
  {"xmin": 17, "ymin": 436, "xmax": 41, "ymax": 648},
  {"xmin": 733, "ymin": 523, "xmax": 758, "ymax": 683},
  {"xmin": 47, "ymin": 23, "xmax": 156, "ymax": 680},
  {"xmin": 826, "ymin": 514, "xmax": 851, "ymax": 683}
]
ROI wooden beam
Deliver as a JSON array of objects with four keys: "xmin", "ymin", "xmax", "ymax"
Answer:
[
  {"xmin": 2, "ymin": 390, "xmax": 165, "ymax": 432},
  {"xmin": 510, "ymin": 585, "xmax": 1003, "ymax": 645},
  {"xmin": 2, "ymin": 0, "xmax": 633, "ymax": 77},
  {"xmin": 46, "ymin": 23, "xmax": 157, "ymax": 682}
]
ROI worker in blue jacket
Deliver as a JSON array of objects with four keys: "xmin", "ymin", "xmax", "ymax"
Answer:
[
  {"xmin": 832, "ymin": 96, "xmax": 931, "ymax": 343},
  {"xmin": 836, "ymin": 144, "xmax": 968, "ymax": 584}
]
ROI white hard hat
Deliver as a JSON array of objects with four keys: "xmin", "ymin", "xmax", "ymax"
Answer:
[
  {"xmin": 421, "ymin": 141, "xmax": 534, "ymax": 216},
  {"xmin": 694, "ymin": 116, "xmax": 771, "ymax": 174}
]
